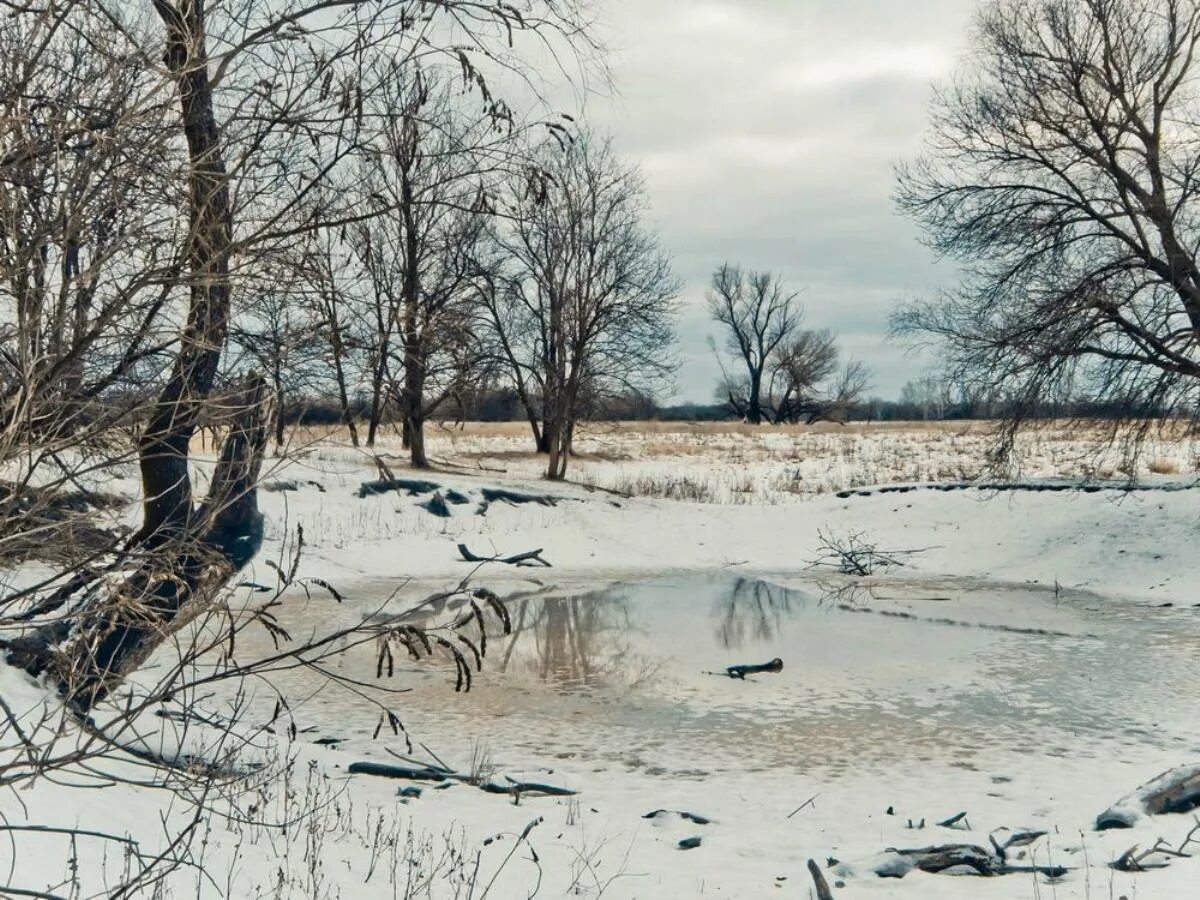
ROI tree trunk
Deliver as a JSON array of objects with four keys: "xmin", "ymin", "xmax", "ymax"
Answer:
[
  {"xmin": 545, "ymin": 377, "xmax": 573, "ymax": 481},
  {"xmin": 746, "ymin": 372, "xmax": 763, "ymax": 425},
  {"xmin": 366, "ymin": 348, "xmax": 388, "ymax": 448},
  {"xmin": 366, "ymin": 403, "xmax": 379, "ymax": 448},
  {"xmin": 3, "ymin": 4, "xmax": 270, "ymax": 711},
  {"xmin": 326, "ymin": 311, "xmax": 359, "ymax": 447},
  {"xmin": 272, "ymin": 359, "xmax": 286, "ymax": 450},
  {"xmin": 138, "ymin": 2, "xmax": 233, "ymax": 542},
  {"xmin": 401, "ymin": 342, "xmax": 428, "ymax": 467},
  {"xmin": 528, "ymin": 414, "xmax": 546, "ymax": 452},
  {"xmin": 398, "ymin": 152, "xmax": 427, "ymax": 469},
  {"xmin": 409, "ymin": 412, "xmax": 428, "ymax": 468}
]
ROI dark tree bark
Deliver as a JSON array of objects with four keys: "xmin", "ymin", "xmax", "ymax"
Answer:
[
  {"xmin": 138, "ymin": 0, "xmax": 232, "ymax": 544},
  {"xmin": 2, "ymin": 2, "xmax": 269, "ymax": 712}
]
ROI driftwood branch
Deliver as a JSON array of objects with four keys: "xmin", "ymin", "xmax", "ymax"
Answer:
[
  {"xmin": 348, "ymin": 759, "xmax": 576, "ymax": 803},
  {"xmin": 704, "ymin": 658, "xmax": 783, "ymax": 680},
  {"xmin": 937, "ymin": 811, "xmax": 970, "ymax": 830},
  {"xmin": 1109, "ymin": 818, "xmax": 1200, "ymax": 871},
  {"xmin": 457, "ymin": 543, "xmax": 552, "ymax": 567},
  {"xmin": 868, "ymin": 844, "xmax": 1066, "ymax": 879}
]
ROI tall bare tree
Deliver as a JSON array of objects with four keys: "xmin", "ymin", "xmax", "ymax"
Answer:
[
  {"xmin": 896, "ymin": 0, "xmax": 1200, "ymax": 457},
  {"xmin": 708, "ymin": 265, "xmax": 801, "ymax": 424},
  {"xmin": 351, "ymin": 68, "xmax": 504, "ymax": 463},
  {"xmin": 0, "ymin": 8, "xmax": 178, "ymax": 462},
  {"xmin": 483, "ymin": 132, "xmax": 679, "ymax": 479},
  {"xmin": 227, "ymin": 266, "xmax": 326, "ymax": 449}
]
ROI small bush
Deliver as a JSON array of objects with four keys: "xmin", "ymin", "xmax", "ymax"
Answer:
[{"xmin": 1149, "ymin": 457, "xmax": 1180, "ymax": 475}]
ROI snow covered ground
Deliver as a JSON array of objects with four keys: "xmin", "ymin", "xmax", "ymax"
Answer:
[{"xmin": 4, "ymin": 421, "xmax": 1200, "ymax": 898}]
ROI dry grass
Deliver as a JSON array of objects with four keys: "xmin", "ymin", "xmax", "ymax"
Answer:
[
  {"xmin": 1149, "ymin": 457, "xmax": 1181, "ymax": 475},
  {"xmin": 279, "ymin": 418, "xmax": 1199, "ymax": 506},
  {"xmin": 609, "ymin": 473, "xmax": 718, "ymax": 503}
]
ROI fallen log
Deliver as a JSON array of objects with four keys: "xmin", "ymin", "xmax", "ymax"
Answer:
[
  {"xmin": 879, "ymin": 844, "xmax": 999, "ymax": 877},
  {"xmin": 868, "ymin": 844, "xmax": 1067, "ymax": 879},
  {"xmin": 1096, "ymin": 763, "xmax": 1200, "ymax": 829},
  {"xmin": 477, "ymin": 487, "xmax": 560, "ymax": 514},
  {"xmin": 706, "ymin": 658, "xmax": 783, "ymax": 680},
  {"xmin": 457, "ymin": 543, "xmax": 551, "ymax": 567},
  {"xmin": 347, "ymin": 761, "xmax": 454, "ymax": 782},
  {"xmin": 356, "ymin": 477, "xmax": 440, "ymax": 498},
  {"xmin": 480, "ymin": 777, "xmax": 577, "ymax": 799},
  {"xmin": 349, "ymin": 760, "xmax": 575, "ymax": 801}
]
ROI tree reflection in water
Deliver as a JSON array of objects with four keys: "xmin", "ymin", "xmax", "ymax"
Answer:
[
  {"xmin": 499, "ymin": 588, "xmax": 658, "ymax": 692},
  {"xmin": 713, "ymin": 577, "xmax": 805, "ymax": 649}
]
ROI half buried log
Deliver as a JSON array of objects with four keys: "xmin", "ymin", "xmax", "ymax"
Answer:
[
  {"xmin": 868, "ymin": 844, "xmax": 1067, "ymax": 879},
  {"xmin": 1096, "ymin": 763, "xmax": 1200, "ymax": 829}
]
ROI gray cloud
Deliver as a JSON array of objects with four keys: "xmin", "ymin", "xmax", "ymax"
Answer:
[{"xmin": 567, "ymin": 0, "xmax": 978, "ymax": 402}]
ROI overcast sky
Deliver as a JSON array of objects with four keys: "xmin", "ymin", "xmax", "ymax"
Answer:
[{"xmin": 563, "ymin": 0, "xmax": 980, "ymax": 403}]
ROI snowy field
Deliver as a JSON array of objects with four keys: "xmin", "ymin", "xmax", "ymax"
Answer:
[
  {"xmin": 376, "ymin": 419, "xmax": 1200, "ymax": 503},
  {"xmin": 4, "ymin": 420, "xmax": 1200, "ymax": 898}
]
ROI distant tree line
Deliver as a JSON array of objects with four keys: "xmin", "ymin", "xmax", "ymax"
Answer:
[{"xmin": 275, "ymin": 374, "xmax": 1182, "ymax": 428}]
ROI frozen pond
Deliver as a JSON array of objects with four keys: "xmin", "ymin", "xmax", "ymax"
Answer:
[{"xmin": 243, "ymin": 573, "xmax": 1200, "ymax": 779}]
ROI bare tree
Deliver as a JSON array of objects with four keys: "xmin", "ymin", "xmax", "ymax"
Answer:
[
  {"xmin": 483, "ymin": 132, "xmax": 679, "ymax": 479},
  {"xmin": 896, "ymin": 0, "xmax": 1200, "ymax": 458},
  {"xmin": 708, "ymin": 265, "xmax": 801, "ymax": 424},
  {"xmin": 0, "ymin": 0, "xmax": 599, "ymax": 892},
  {"xmin": 0, "ymin": 8, "xmax": 179, "ymax": 472},
  {"xmin": 227, "ymin": 268, "xmax": 326, "ymax": 450},
  {"xmin": 351, "ymin": 68, "xmax": 504, "ymax": 463},
  {"xmin": 774, "ymin": 335, "xmax": 868, "ymax": 425},
  {"xmin": 772, "ymin": 329, "xmax": 838, "ymax": 422}
]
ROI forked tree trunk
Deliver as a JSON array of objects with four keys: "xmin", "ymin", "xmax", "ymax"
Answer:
[
  {"xmin": 138, "ymin": 2, "xmax": 232, "ymax": 543},
  {"xmin": 5, "ymin": 377, "xmax": 269, "ymax": 711},
  {"xmin": 3, "ymin": 3, "xmax": 269, "ymax": 712}
]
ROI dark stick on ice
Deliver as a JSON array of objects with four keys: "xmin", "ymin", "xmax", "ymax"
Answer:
[{"xmin": 704, "ymin": 658, "xmax": 784, "ymax": 680}]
